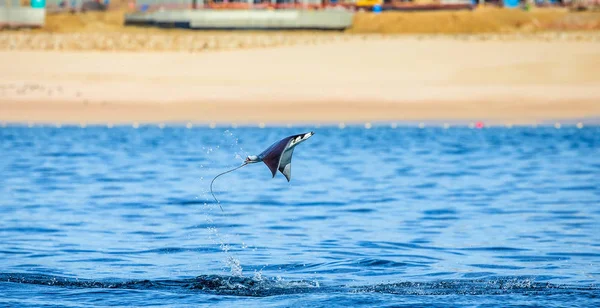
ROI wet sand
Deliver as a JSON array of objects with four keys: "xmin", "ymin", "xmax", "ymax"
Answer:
[{"xmin": 1, "ymin": 36, "xmax": 600, "ymax": 124}]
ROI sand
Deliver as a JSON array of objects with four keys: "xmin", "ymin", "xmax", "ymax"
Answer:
[
  {"xmin": 1, "ymin": 36, "xmax": 599, "ymax": 125},
  {"xmin": 349, "ymin": 8, "xmax": 600, "ymax": 34}
]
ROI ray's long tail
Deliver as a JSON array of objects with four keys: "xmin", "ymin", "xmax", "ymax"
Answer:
[{"xmin": 210, "ymin": 163, "xmax": 248, "ymax": 211}]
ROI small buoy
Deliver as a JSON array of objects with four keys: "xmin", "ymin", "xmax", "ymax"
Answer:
[
  {"xmin": 231, "ymin": 123, "xmax": 238, "ymax": 129},
  {"xmin": 554, "ymin": 123, "xmax": 561, "ymax": 129},
  {"xmin": 258, "ymin": 122, "xmax": 266, "ymax": 128},
  {"xmin": 209, "ymin": 122, "xmax": 216, "ymax": 129},
  {"xmin": 373, "ymin": 4, "xmax": 382, "ymax": 14},
  {"xmin": 158, "ymin": 123, "xmax": 165, "ymax": 129},
  {"xmin": 186, "ymin": 122, "xmax": 193, "ymax": 129},
  {"xmin": 443, "ymin": 123, "xmax": 450, "ymax": 129},
  {"xmin": 468, "ymin": 123, "xmax": 475, "ymax": 129},
  {"xmin": 132, "ymin": 122, "xmax": 139, "ymax": 129},
  {"xmin": 418, "ymin": 123, "xmax": 425, "ymax": 129},
  {"xmin": 364, "ymin": 122, "xmax": 372, "ymax": 129},
  {"xmin": 390, "ymin": 122, "xmax": 397, "ymax": 129},
  {"xmin": 338, "ymin": 122, "xmax": 345, "ymax": 129},
  {"xmin": 506, "ymin": 123, "xmax": 513, "ymax": 129},
  {"xmin": 576, "ymin": 122, "xmax": 584, "ymax": 129},
  {"xmin": 475, "ymin": 121, "xmax": 484, "ymax": 129}
]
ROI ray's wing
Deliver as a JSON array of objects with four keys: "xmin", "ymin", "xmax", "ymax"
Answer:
[
  {"xmin": 278, "ymin": 147, "xmax": 294, "ymax": 182},
  {"xmin": 259, "ymin": 137, "xmax": 293, "ymax": 178}
]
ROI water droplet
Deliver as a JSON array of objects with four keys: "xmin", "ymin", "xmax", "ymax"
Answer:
[{"xmin": 226, "ymin": 256, "xmax": 243, "ymax": 277}]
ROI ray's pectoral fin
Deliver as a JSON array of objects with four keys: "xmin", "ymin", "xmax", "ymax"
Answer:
[
  {"xmin": 278, "ymin": 148, "xmax": 294, "ymax": 182},
  {"xmin": 262, "ymin": 154, "xmax": 280, "ymax": 178},
  {"xmin": 279, "ymin": 163, "xmax": 292, "ymax": 182},
  {"xmin": 259, "ymin": 137, "xmax": 292, "ymax": 178}
]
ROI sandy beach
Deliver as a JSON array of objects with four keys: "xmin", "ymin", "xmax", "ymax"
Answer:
[
  {"xmin": 2, "ymin": 7, "xmax": 600, "ymax": 125},
  {"xmin": 1, "ymin": 34, "xmax": 600, "ymax": 125}
]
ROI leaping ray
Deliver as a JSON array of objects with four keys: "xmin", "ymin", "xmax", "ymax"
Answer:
[{"xmin": 210, "ymin": 131, "xmax": 314, "ymax": 210}]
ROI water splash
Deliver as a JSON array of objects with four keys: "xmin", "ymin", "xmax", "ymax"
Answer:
[
  {"xmin": 205, "ymin": 224, "xmax": 244, "ymax": 277},
  {"xmin": 226, "ymin": 256, "xmax": 243, "ymax": 277},
  {"xmin": 196, "ymin": 129, "xmax": 255, "ymax": 278}
]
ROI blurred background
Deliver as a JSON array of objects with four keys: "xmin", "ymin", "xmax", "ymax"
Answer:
[
  {"xmin": 1, "ymin": 0, "xmax": 599, "ymax": 125},
  {"xmin": 1, "ymin": 1, "xmax": 599, "ymax": 307}
]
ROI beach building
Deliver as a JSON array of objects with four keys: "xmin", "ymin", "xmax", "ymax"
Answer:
[
  {"xmin": 3, "ymin": 0, "xmax": 581, "ymax": 30},
  {"xmin": 117, "ymin": 0, "xmax": 478, "ymax": 30},
  {"xmin": 0, "ymin": 0, "xmax": 45, "ymax": 28},
  {"xmin": 40, "ymin": 0, "xmax": 480, "ymax": 12}
]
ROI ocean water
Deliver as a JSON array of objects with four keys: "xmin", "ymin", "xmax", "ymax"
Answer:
[{"xmin": 0, "ymin": 124, "xmax": 599, "ymax": 307}]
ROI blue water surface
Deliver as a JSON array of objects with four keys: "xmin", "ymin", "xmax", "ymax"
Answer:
[{"xmin": 1, "ymin": 125, "xmax": 599, "ymax": 307}]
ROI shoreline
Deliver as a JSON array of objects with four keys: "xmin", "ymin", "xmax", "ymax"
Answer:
[{"xmin": 2, "ymin": 99, "xmax": 599, "ymax": 126}]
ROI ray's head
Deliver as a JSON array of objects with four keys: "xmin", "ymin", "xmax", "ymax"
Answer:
[
  {"xmin": 245, "ymin": 155, "xmax": 260, "ymax": 164},
  {"xmin": 289, "ymin": 131, "xmax": 315, "ymax": 147}
]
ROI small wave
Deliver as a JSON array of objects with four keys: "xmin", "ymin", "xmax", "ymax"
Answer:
[
  {"xmin": 351, "ymin": 278, "xmax": 598, "ymax": 296},
  {"xmin": 1, "ymin": 273, "xmax": 597, "ymax": 298},
  {"xmin": 0, "ymin": 273, "xmax": 321, "ymax": 297}
]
